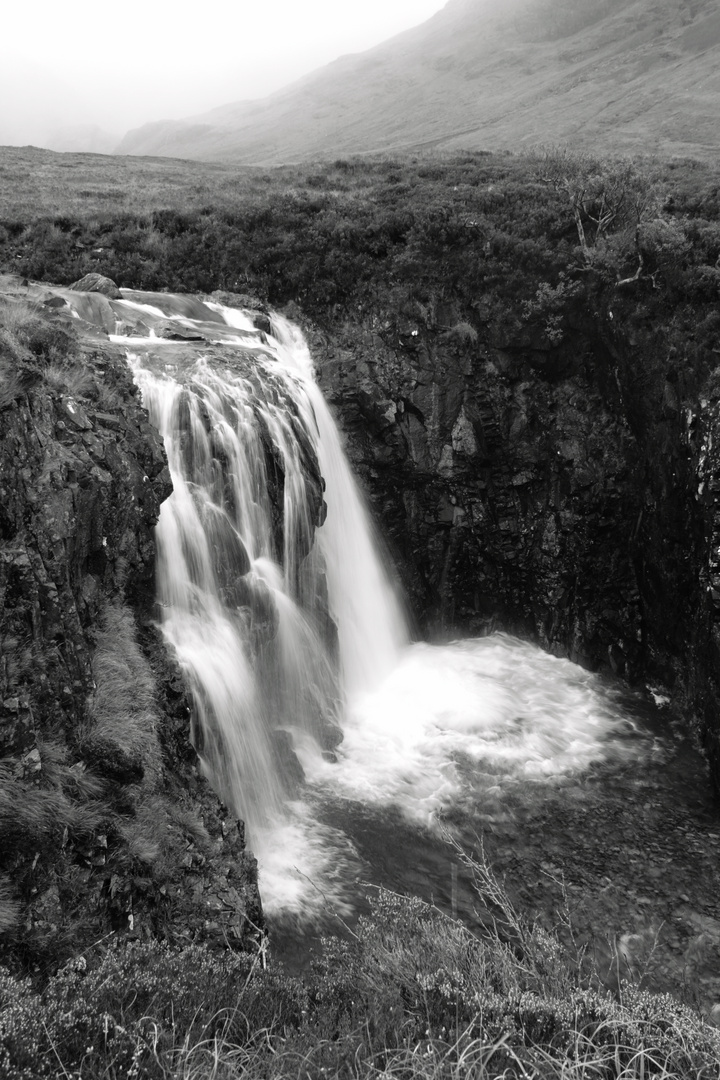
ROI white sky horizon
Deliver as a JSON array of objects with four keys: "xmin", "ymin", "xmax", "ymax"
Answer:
[{"xmin": 1, "ymin": 0, "xmax": 449, "ymax": 151}]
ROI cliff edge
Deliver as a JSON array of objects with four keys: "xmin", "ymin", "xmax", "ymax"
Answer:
[{"xmin": 0, "ymin": 278, "xmax": 262, "ymax": 972}]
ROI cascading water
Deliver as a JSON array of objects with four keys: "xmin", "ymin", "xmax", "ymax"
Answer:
[
  {"xmin": 108, "ymin": 297, "xmax": 408, "ymax": 912},
  {"xmin": 262, "ymin": 315, "xmax": 409, "ymax": 697}
]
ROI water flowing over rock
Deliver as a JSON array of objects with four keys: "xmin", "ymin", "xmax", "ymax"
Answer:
[
  {"xmin": 4, "ymin": 283, "xmax": 402, "ymax": 912},
  {"xmin": 304, "ymin": 312, "xmax": 720, "ymax": 792},
  {"xmin": 116, "ymin": 300, "xmax": 407, "ymax": 878},
  {"xmin": 0, "ymin": 285, "xmax": 263, "ymax": 966}
]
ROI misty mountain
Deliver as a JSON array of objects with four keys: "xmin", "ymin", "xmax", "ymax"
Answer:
[
  {"xmin": 117, "ymin": 0, "xmax": 720, "ymax": 164},
  {"xmin": 0, "ymin": 61, "xmax": 119, "ymax": 155}
]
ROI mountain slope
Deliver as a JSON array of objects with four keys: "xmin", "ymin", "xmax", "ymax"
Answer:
[{"xmin": 116, "ymin": 0, "xmax": 720, "ymax": 164}]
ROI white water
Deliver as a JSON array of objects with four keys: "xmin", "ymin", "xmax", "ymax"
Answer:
[
  {"xmin": 110, "ymin": 296, "xmax": 408, "ymax": 913},
  {"xmin": 61, "ymin": 287, "xmax": 650, "ymax": 923},
  {"xmin": 267, "ymin": 315, "xmax": 408, "ymax": 696},
  {"xmin": 299, "ymin": 635, "xmax": 641, "ymax": 828}
]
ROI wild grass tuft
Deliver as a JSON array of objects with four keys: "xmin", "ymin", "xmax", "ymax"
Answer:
[
  {"xmin": 441, "ymin": 320, "xmax": 479, "ymax": 347},
  {"xmin": 80, "ymin": 602, "xmax": 163, "ymax": 790},
  {"xmin": 0, "ymin": 297, "xmax": 75, "ymax": 363},
  {"xmin": 0, "ymin": 356, "xmax": 25, "ymax": 410},
  {"xmin": 0, "ymin": 293, "xmax": 96, "ymax": 413},
  {"xmin": 42, "ymin": 360, "xmax": 96, "ymax": 399},
  {"xmin": 0, "ymin": 293, "xmax": 111, "ymax": 410},
  {"xmin": 0, "ymin": 879, "xmax": 20, "ymax": 937},
  {"xmin": 0, "ymin": 779, "xmax": 105, "ymax": 857},
  {"xmin": 36, "ymin": 739, "xmax": 107, "ymax": 801}
]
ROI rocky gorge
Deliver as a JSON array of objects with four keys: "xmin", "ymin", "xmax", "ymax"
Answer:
[{"xmin": 2, "ymin": 148, "xmax": 720, "ymax": 981}]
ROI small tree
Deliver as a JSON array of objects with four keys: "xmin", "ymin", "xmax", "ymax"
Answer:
[{"xmin": 535, "ymin": 148, "xmax": 676, "ymax": 287}]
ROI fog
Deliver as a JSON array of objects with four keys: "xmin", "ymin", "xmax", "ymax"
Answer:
[{"xmin": 1, "ymin": 0, "xmax": 450, "ymax": 152}]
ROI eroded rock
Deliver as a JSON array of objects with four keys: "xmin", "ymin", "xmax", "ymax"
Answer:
[{"xmin": 307, "ymin": 310, "xmax": 720, "ymax": 791}]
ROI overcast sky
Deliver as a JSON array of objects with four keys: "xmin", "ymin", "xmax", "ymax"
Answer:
[{"xmin": 1, "ymin": 0, "xmax": 448, "ymax": 150}]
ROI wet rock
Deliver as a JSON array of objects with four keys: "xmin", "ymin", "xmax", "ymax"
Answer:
[
  {"xmin": 122, "ymin": 290, "xmax": 226, "ymax": 324},
  {"xmin": 68, "ymin": 273, "xmax": 122, "ymax": 299},
  {"xmin": 154, "ymin": 319, "xmax": 207, "ymax": 341},
  {"xmin": 233, "ymin": 574, "xmax": 279, "ymax": 647},
  {"xmin": 271, "ymin": 729, "xmax": 305, "ymax": 794},
  {"xmin": 43, "ymin": 295, "xmax": 68, "ymax": 310}
]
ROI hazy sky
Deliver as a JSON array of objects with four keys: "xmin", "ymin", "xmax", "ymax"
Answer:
[{"xmin": 2, "ymin": 0, "xmax": 448, "ymax": 149}]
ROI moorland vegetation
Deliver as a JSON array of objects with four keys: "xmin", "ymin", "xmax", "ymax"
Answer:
[
  {"xmin": 2, "ymin": 147, "xmax": 720, "ymax": 411},
  {"xmin": 3, "ymin": 854, "xmax": 720, "ymax": 1079}
]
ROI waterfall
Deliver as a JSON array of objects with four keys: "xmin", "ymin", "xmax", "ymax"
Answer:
[
  {"xmin": 114, "ymin": 296, "xmax": 407, "ymax": 885},
  {"xmin": 55, "ymin": 284, "xmax": 651, "ymax": 927},
  {"xmin": 263, "ymin": 314, "xmax": 408, "ymax": 697}
]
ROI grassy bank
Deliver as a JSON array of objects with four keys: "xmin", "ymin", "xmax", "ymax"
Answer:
[
  {"xmin": 2, "ymin": 147, "xmax": 720, "ymax": 426},
  {"xmin": 2, "ymin": 852, "xmax": 719, "ymax": 1079}
]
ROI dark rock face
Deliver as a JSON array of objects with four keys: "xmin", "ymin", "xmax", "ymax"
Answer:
[
  {"xmin": 309, "ymin": 313, "xmax": 720, "ymax": 790},
  {"xmin": 0, "ymin": 296, "xmax": 262, "ymax": 969},
  {"xmin": 0, "ymin": 334, "xmax": 168, "ymax": 756}
]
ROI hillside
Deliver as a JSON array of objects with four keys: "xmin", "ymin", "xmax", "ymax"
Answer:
[{"xmin": 116, "ymin": 0, "xmax": 720, "ymax": 164}]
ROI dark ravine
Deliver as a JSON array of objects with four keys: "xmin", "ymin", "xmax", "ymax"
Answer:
[
  {"xmin": 305, "ymin": 302, "xmax": 720, "ymax": 792},
  {"xmin": 2, "ymin": 260, "xmax": 720, "ymax": 971},
  {"xmin": 0, "ymin": 285, "xmax": 262, "ymax": 970}
]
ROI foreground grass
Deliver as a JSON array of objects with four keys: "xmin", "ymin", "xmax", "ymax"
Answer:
[{"xmin": 2, "ymin": 858, "xmax": 719, "ymax": 1080}]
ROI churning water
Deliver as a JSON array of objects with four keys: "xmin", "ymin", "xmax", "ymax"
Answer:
[{"xmin": 58, "ymin": 288, "xmax": 718, "ymax": 969}]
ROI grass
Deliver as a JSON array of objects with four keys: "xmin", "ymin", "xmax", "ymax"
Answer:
[
  {"xmin": 0, "ymin": 603, "xmax": 166, "ymax": 870},
  {"xmin": 1, "ymin": 851, "xmax": 719, "ymax": 1079},
  {"xmin": 0, "ymin": 148, "xmax": 287, "ymax": 219},
  {"xmin": 42, "ymin": 359, "xmax": 96, "ymax": 399},
  {"xmin": 0, "ymin": 356, "xmax": 24, "ymax": 410},
  {"xmin": 0, "ymin": 284, "xmax": 121, "ymax": 411},
  {"xmin": 80, "ymin": 603, "xmax": 164, "ymax": 790},
  {"xmin": 0, "ymin": 602, "xmax": 189, "ymax": 972},
  {"xmin": 0, "ymin": 144, "xmax": 717, "ymax": 224},
  {"xmin": 0, "ymin": 880, "xmax": 20, "ymax": 938},
  {"xmin": 0, "ymin": 291, "xmax": 90, "ymax": 409},
  {"xmin": 0, "ymin": 295, "xmax": 75, "ymax": 360}
]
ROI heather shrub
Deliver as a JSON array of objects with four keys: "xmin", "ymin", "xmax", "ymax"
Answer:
[{"xmin": 2, "ymin": 876, "xmax": 720, "ymax": 1079}]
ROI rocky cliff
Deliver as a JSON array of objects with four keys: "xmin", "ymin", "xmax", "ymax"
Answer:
[
  {"xmin": 0, "ymin": 282, "xmax": 262, "ymax": 971},
  {"xmin": 307, "ymin": 300, "xmax": 720, "ymax": 790},
  {"xmin": 2, "ymin": 259, "xmax": 719, "ymax": 978}
]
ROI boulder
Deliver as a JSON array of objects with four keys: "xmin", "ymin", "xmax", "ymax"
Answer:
[{"xmin": 68, "ymin": 273, "xmax": 123, "ymax": 299}]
